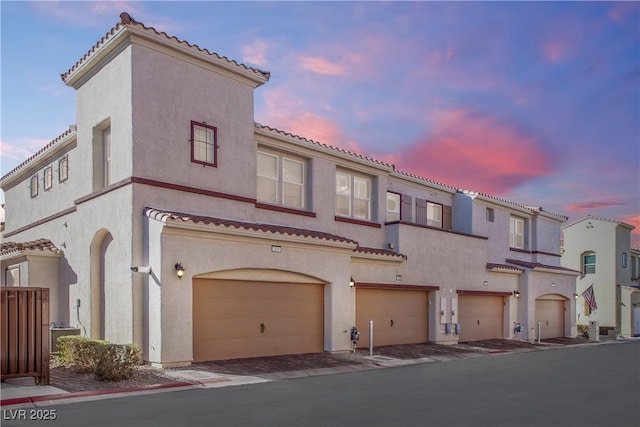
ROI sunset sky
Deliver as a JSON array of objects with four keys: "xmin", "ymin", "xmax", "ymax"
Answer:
[{"xmin": 2, "ymin": 1, "xmax": 639, "ymax": 243}]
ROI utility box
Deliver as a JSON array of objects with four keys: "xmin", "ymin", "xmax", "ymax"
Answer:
[
  {"xmin": 50, "ymin": 327, "xmax": 81, "ymax": 353},
  {"xmin": 588, "ymin": 321, "xmax": 599, "ymax": 342}
]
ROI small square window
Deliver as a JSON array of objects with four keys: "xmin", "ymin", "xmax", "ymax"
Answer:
[
  {"xmin": 30, "ymin": 174, "xmax": 39, "ymax": 198},
  {"xmin": 59, "ymin": 155, "xmax": 68, "ymax": 182},
  {"xmin": 44, "ymin": 165, "xmax": 53, "ymax": 191},
  {"xmin": 191, "ymin": 121, "xmax": 217, "ymax": 167}
]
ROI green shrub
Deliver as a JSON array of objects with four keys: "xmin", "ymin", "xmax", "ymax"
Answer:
[
  {"xmin": 55, "ymin": 335, "xmax": 141, "ymax": 381},
  {"xmin": 95, "ymin": 343, "xmax": 141, "ymax": 382}
]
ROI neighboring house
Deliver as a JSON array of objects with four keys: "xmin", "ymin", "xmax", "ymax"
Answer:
[
  {"xmin": 0, "ymin": 13, "xmax": 579, "ymax": 367},
  {"xmin": 561, "ymin": 216, "xmax": 640, "ymax": 337}
]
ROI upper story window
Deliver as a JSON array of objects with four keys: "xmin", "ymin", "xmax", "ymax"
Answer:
[
  {"xmin": 44, "ymin": 165, "xmax": 53, "ymax": 191},
  {"xmin": 191, "ymin": 121, "xmax": 217, "ymax": 167},
  {"xmin": 30, "ymin": 174, "xmax": 39, "ymax": 198},
  {"xmin": 257, "ymin": 151, "xmax": 305, "ymax": 209},
  {"xmin": 102, "ymin": 128, "xmax": 111, "ymax": 187},
  {"xmin": 416, "ymin": 199, "xmax": 443, "ymax": 228},
  {"xmin": 58, "ymin": 155, "xmax": 69, "ymax": 183},
  {"xmin": 583, "ymin": 253, "xmax": 596, "ymax": 275},
  {"xmin": 510, "ymin": 216, "xmax": 525, "ymax": 249},
  {"xmin": 336, "ymin": 171, "xmax": 371, "ymax": 221},
  {"xmin": 386, "ymin": 192, "xmax": 400, "ymax": 222},
  {"xmin": 486, "ymin": 207, "xmax": 495, "ymax": 222}
]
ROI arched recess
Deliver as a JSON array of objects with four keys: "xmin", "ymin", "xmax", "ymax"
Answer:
[
  {"xmin": 90, "ymin": 229, "xmax": 113, "ymax": 340},
  {"xmin": 535, "ymin": 293, "xmax": 569, "ymax": 339},
  {"xmin": 193, "ymin": 268, "xmax": 328, "ymax": 284},
  {"xmin": 192, "ymin": 268, "xmax": 328, "ymax": 361}
]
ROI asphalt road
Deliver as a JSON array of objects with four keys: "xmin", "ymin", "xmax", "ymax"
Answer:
[{"xmin": 3, "ymin": 342, "xmax": 639, "ymax": 427}]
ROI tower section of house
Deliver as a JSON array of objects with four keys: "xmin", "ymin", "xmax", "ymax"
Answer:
[{"xmin": 562, "ymin": 216, "xmax": 639, "ymax": 337}]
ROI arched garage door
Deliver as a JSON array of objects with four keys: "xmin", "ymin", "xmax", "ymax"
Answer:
[
  {"xmin": 193, "ymin": 279, "xmax": 324, "ymax": 361},
  {"xmin": 356, "ymin": 287, "xmax": 429, "ymax": 347},
  {"xmin": 535, "ymin": 295, "xmax": 566, "ymax": 339},
  {"xmin": 458, "ymin": 295, "xmax": 505, "ymax": 342}
]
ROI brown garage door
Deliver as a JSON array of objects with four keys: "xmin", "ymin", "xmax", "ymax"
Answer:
[
  {"xmin": 535, "ymin": 298, "xmax": 565, "ymax": 339},
  {"xmin": 458, "ymin": 295, "xmax": 504, "ymax": 342},
  {"xmin": 356, "ymin": 288, "xmax": 428, "ymax": 347},
  {"xmin": 193, "ymin": 279, "xmax": 324, "ymax": 361}
]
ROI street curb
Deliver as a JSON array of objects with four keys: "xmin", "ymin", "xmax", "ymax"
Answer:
[{"xmin": 0, "ymin": 381, "xmax": 194, "ymax": 408}]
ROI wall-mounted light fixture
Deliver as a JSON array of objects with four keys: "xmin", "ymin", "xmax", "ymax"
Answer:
[
  {"xmin": 395, "ymin": 274, "xmax": 403, "ymax": 282},
  {"xmin": 175, "ymin": 262, "xmax": 185, "ymax": 279},
  {"xmin": 574, "ymin": 293, "xmax": 579, "ymax": 299},
  {"xmin": 349, "ymin": 277, "xmax": 355, "ymax": 287},
  {"xmin": 483, "ymin": 280, "xmax": 489, "ymax": 287},
  {"xmin": 551, "ymin": 282, "xmax": 556, "ymax": 287},
  {"xmin": 514, "ymin": 291, "xmax": 520, "ymax": 298}
]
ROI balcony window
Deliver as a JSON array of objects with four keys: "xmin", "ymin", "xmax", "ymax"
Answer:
[
  {"xmin": 336, "ymin": 172, "xmax": 371, "ymax": 221},
  {"xmin": 386, "ymin": 192, "xmax": 400, "ymax": 222},
  {"xmin": 510, "ymin": 216, "xmax": 525, "ymax": 249},
  {"xmin": 257, "ymin": 151, "xmax": 305, "ymax": 209}
]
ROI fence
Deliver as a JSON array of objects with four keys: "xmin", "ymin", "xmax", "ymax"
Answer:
[{"xmin": 1, "ymin": 287, "xmax": 50, "ymax": 385}]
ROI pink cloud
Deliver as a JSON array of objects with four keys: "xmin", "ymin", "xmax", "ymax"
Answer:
[
  {"xmin": 608, "ymin": 2, "xmax": 640, "ymax": 23},
  {"xmin": 298, "ymin": 56, "xmax": 346, "ymax": 76},
  {"xmin": 542, "ymin": 39, "xmax": 571, "ymax": 63},
  {"xmin": 242, "ymin": 39, "xmax": 269, "ymax": 67},
  {"xmin": 396, "ymin": 109, "xmax": 554, "ymax": 194},
  {"xmin": 622, "ymin": 214, "xmax": 640, "ymax": 245},
  {"xmin": 0, "ymin": 138, "xmax": 49, "ymax": 161},
  {"xmin": 565, "ymin": 200, "xmax": 626, "ymax": 211}
]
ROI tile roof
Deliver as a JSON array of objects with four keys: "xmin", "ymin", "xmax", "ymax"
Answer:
[
  {"xmin": 61, "ymin": 12, "xmax": 270, "ymax": 84},
  {"xmin": 1, "ymin": 128, "xmax": 76, "ymax": 182},
  {"xmin": 144, "ymin": 207, "xmax": 358, "ymax": 246},
  {"xmin": 562, "ymin": 215, "xmax": 635, "ymax": 230},
  {"xmin": 486, "ymin": 262, "xmax": 524, "ymax": 273},
  {"xmin": 255, "ymin": 124, "xmax": 393, "ymax": 169},
  {"xmin": 354, "ymin": 246, "xmax": 407, "ymax": 260},
  {"xmin": 1, "ymin": 239, "xmax": 60, "ymax": 256},
  {"xmin": 505, "ymin": 259, "xmax": 580, "ymax": 274}
]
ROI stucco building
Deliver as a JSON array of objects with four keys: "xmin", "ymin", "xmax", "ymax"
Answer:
[
  {"xmin": 1, "ymin": 13, "xmax": 579, "ymax": 367},
  {"xmin": 561, "ymin": 216, "xmax": 640, "ymax": 337}
]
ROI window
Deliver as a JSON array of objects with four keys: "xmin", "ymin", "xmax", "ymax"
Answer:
[
  {"xmin": 103, "ymin": 128, "xmax": 111, "ymax": 186},
  {"xmin": 386, "ymin": 192, "xmax": 400, "ymax": 222},
  {"xmin": 486, "ymin": 207, "xmax": 495, "ymax": 222},
  {"xmin": 427, "ymin": 202, "xmax": 442, "ymax": 228},
  {"xmin": 59, "ymin": 155, "xmax": 68, "ymax": 182},
  {"xmin": 622, "ymin": 253, "xmax": 627, "ymax": 268},
  {"xmin": 191, "ymin": 121, "xmax": 217, "ymax": 167},
  {"xmin": 336, "ymin": 172, "xmax": 371, "ymax": 220},
  {"xmin": 44, "ymin": 165, "xmax": 53, "ymax": 191},
  {"xmin": 583, "ymin": 253, "xmax": 596, "ymax": 275},
  {"xmin": 416, "ymin": 199, "xmax": 443, "ymax": 228},
  {"xmin": 5, "ymin": 266, "xmax": 20, "ymax": 287},
  {"xmin": 510, "ymin": 216, "xmax": 525, "ymax": 248},
  {"xmin": 30, "ymin": 174, "xmax": 39, "ymax": 198},
  {"xmin": 257, "ymin": 151, "xmax": 305, "ymax": 209}
]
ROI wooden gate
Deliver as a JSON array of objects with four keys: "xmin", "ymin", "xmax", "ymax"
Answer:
[{"xmin": 1, "ymin": 287, "xmax": 50, "ymax": 384}]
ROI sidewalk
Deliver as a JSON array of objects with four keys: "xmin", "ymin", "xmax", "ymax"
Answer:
[{"xmin": 0, "ymin": 337, "xmax": 612, "ymax": 408}]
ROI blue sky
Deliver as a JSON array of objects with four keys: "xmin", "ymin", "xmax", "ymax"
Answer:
[{"xmin": 1, "ymin": 1, "xmax": 639, "ymax": 242}]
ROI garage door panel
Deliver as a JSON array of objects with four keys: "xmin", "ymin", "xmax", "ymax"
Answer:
[
  {"xmin": 459, "ymin": 296, "xmax": 504, "ymax": 342},
  {"xmin": 535, "ymin": 299, "xmax": 564, "ymax": 339},
  {"xmin": 356, "ymin": 289, "xmax": 428, "ymax": 347},
  {"xmin": 193, "ymin": 279, "xmax": 324, "ymax": 361}
]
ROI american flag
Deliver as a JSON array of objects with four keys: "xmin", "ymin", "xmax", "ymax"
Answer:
[{"xmin": 582, "ymin": 285, "xmax": 597, "ymax": 311}]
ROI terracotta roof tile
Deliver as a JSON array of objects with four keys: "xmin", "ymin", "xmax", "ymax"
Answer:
[
  {"xmin": 355, "ymin": 246, "xmax": 407, "ymax": 259},
  {"xmin": 61, "ymin": 12, "xmax": 270, "ymax": 84},
  {"xmin": 1, "ymin": 128, "xmax": 76, "ymax": 182},
  {"xmin": 255, "ymin": 124, "xmax": 392, "ymax": 169},
  {"xmin": 144, "ymin": 207, "xmax": 357, "ymax": 246},
  {"xmin": 505, "ymin": 259, "xmax": 580, "ymax": 274},
  {"xmin": 486, "ymin": 262, "xmax": 524, "ymax": 272},
  {"xmin": 1, "ymin": 239, "xmax": 60, "ymax": 256}
]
